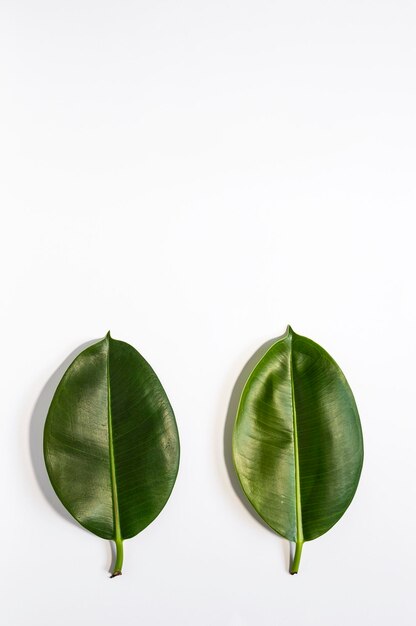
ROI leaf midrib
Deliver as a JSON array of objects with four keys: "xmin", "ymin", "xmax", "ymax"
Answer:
[
  {"xmin": 289, "ymin": 331, "xmax": 304, "ymax": 544},
  {"xmin": 106, "ymin": 335, "xmax": 122, "ymax": 542}
]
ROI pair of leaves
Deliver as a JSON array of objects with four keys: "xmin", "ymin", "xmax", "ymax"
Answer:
[
  {"xmin": 44, "ymin": 333, "xmax": 180, "ymax": 577},
  {"xmin": 44, "ymin": 328, "xmax": 363, "ymax": 577}
]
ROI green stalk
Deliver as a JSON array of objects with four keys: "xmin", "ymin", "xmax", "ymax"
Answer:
[
  {"xmin": 107, "ymin": 333, "xmax": 123, "ymax": 578},
  {"xmin": 111, "ymin": 537, "xmax": 123, "ymax": 577},
  {"xmin": 290, "ymin": 541, "xmax": 303, "ymax": 574},
  {"xmin": 289, "ymin": 327, "xmax": 304, "ymax": 574}
]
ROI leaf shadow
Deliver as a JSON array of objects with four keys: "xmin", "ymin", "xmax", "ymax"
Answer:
[
  {"xmin": 223, "ymin": 333, "xmax": 292, "ymax": 571},
  {"xmin": 29, "ymin": 339, "xmax": 99, "ymax": 531}
]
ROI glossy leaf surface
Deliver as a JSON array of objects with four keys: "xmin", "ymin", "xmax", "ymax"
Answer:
[
  {"xmin": 232, "ymin": 327, "xmax": 363, "ymax": 573},
  {"xmin": 44, "ymin": 333, "xmax": 179, "ymax": 576}
]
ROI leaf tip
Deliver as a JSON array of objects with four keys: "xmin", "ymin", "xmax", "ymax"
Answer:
[
  {"xmin": 106, "ymin": 330, "xmax": 112, "ymax": 340},
  {"xmin": 286, "ymin": 325, "xmax": 295, "ymax": 337}
]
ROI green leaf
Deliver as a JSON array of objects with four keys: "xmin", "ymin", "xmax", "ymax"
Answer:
[
  {"xmin": 43, "ymin": 333, "xmax": 180, "ymax": 577},
  {"xmin": 232, "ymin": 326, "xmax": 363, "ymax": 574}
]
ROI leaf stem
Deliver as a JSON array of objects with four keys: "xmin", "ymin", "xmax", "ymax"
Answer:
[
  {"xmin": 107, "ymin": 335, "xmax": 123, "ymax": 578},
  {"xmin": 290, "ymin": 541, "xmax": 303, "ymax": 574},
  {"xmin": 111, "ymin": 538, "xmax": 123, "ymax": 577},
  {"xmin": 289, "ymin": 329, "xmax": 304, "ymax": 574}
]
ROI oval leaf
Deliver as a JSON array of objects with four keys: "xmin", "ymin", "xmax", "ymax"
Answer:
[
  {"xmin": 44, "ymin": 333, "xmax": 180, "ymax": 576},
  {"xmin": 232, "ymin": 326, "xmax": 363, "ymax": 573}
]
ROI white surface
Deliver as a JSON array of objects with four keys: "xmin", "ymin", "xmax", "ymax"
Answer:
[{"xmin": 1, "ymin": 1, "xmax": 415, "ymax": 625}]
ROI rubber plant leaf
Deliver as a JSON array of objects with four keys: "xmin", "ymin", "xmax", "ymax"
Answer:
[
  {"xmin": 43, "ymin": 333, "xmax": 180, "ymax": 577},
  {"xmin": 232, "ymin": 326, "xmax": 363, "ymax": 574}
]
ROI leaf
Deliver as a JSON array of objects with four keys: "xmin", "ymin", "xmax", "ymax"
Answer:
[
  {"xmin": 232, "ymin": 326, "xmax": 363, "ymax": 573},
  {"xmin": 44, "ymin": 333, "xmax": 180, "ymax": 577}
]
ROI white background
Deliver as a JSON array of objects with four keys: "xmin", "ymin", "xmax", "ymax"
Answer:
[{"xmin": 1, "ymin": 1, "xmax": 415, "ymax": 625}]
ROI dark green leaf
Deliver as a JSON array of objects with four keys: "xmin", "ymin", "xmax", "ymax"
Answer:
[
  {"xmin": 44, "ymin": 333, "xmax": 180, "ymax": 576},
  {"xmin": 232, "ymin": 327, "xmax": 363, "ymax": 573}
]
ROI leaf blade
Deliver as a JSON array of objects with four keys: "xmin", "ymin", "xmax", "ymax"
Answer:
[
  {"xmin": 292, "ymin": 330, "xmax": 363, "ymax": 541},
  {"xmin": 44, "ymin": 337, "xmax": 114, "ymax": 539},
  {"xmin": 43, "ymin": 334, "xmax": 180, "ymax": 572},
  {"xmin": 232, "ymin": 327, "xmax": 363, "ymax": 569},
  {"xmin": 108, "ymin": 336, "xmax": 180, "ymax": 539}
]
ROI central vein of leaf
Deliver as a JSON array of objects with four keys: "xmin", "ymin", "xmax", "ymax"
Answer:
[
  {"xmin": 107, "ymin": 339, "xmax": 121, "ymax": 542},
  {"xmin": 289, "ymin": 335, "xmax": 303, "ymax": 544}
]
